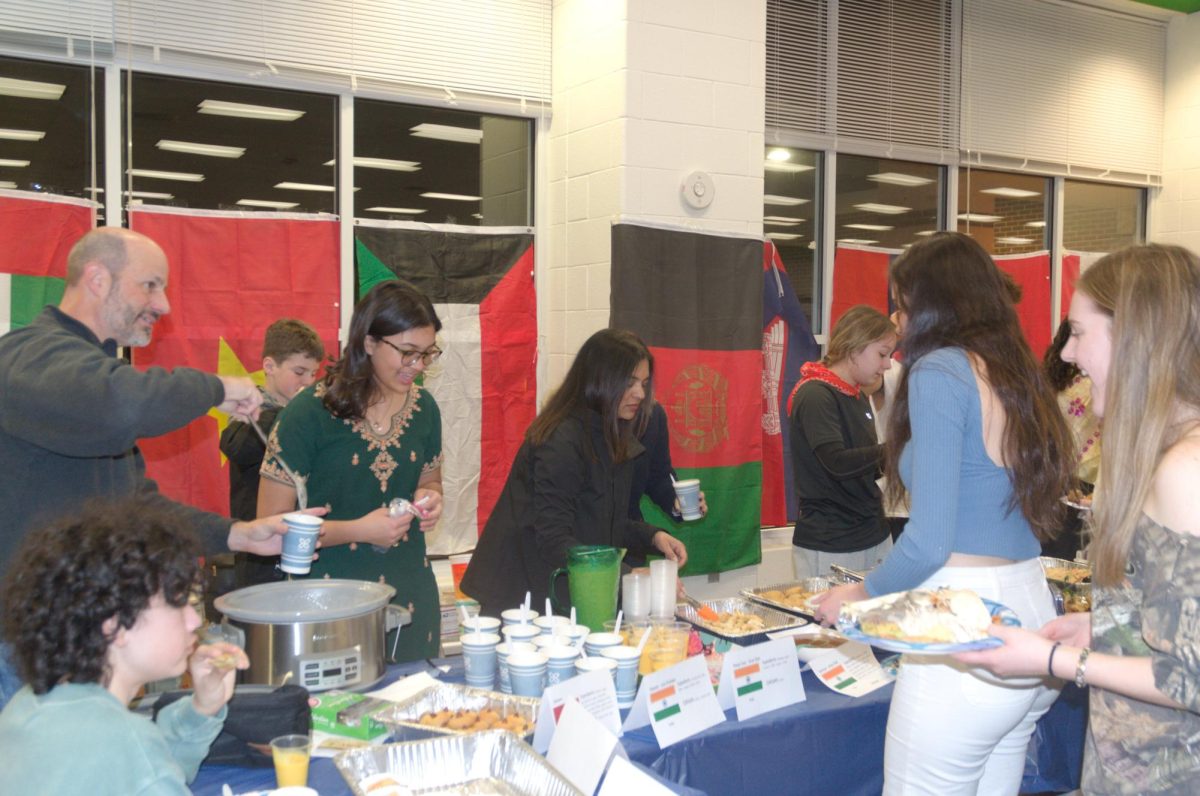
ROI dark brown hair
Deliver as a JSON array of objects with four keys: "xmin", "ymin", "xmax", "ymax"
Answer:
[
  {"xmin": 1043, "ymin": 319, "xmax": 1081, "ymax": 393},
  {"xmin": 263, "ymin": 318, "xmax": 325, "ymax": 363},
  {"xmin": 322, "ymin": 280, "xmax": 441, "ymax": 420},
  {"xmin": 527, "ymin": 328, "xmax": 652, "ymax": 463},
  {"xmin": 884, "ymin": 232, "xmax": 1073, "ymax": 540}
]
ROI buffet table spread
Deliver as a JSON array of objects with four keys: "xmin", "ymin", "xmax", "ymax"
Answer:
[{"xmin": 191, "ymin": 654, "xmax": 1086, "ymax": 796}]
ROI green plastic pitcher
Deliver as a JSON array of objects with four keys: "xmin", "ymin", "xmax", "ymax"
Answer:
[{"xmin": 550, "ymin": 545, "xmax": 626, "ymax": 632}]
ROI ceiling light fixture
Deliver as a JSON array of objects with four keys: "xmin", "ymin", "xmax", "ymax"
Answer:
[
  {"xmin": 766, "ymin": 232, "xmax": 802, "ymax": 240},
  {"xmin": 410, "ymin": 123, "xmax": 483, "ymax": 144},
  {"xmin": 324, "ymin": 157, "xmax": 421, "ymax": 172},
  {"xmin": 236, "ymin": 199, "xmax": 299, "ymax": 209},
  {"xmin": 0, "ymin": 128, "xmax": 45, "ymax": 141},
  {"xmin": 844, "ymin": 223, "xmax": 893, "ymax": 231},
  {"xmin": 916, "ymin": 230, "xmax": 937, "ymax": 236},
  {"xmin": 127, "ymin": 168, "xmax": 204, "ymax": 182},
  {"xmin": 365, "ymin": 206, "xmax": 427, "ymax": 214},
  {"xmin": 0, "ymin": 77, "xmax": 66, "ymax": 100},
  {"xmin": 997, "ymin": 236, "xmax": 1034, "ymax": 245},
  {"xmin": 1026, "ymin": 221, "xmax": 1046, "ymax": 228},
  {"xmin": 420, "ymin": 191, "xmax": 481, "ymax": 201},
  {"xmin": 854, "ymin": 203, "xmax": 910, "ymax": 215},
  {"xmin": 957, "ymin": 212, "xmax": 1002, "ymax": 223},
  {"xmin": 274, "ymin": 181, "xmax": 335, "ymax": 192},
  {"xmin": 867, "ymin": 172, "xmax": 933, "ymax": 187},
  {"xmin": 198, "ymin": 99, "xmax": 305, "ymax": 121},
  {"xmin": 124, "ymin": 190, "xmax": 174, "ymax": 200},
  {"xmin": 765, "ymin": 215, "xmax": 803, "ymax": 222},
  {"xmin": 0, "ymin": 180, "xmax": 16, "ymax": 189},
  {"xmin": 981, "ymin": 187, "xmax": 1041, "ymax": 199},
  {"xmin": 764, "ymin": 194, "xmax": 808, "ymax": 206},
  {"xmin": 764, "ymin": 161, "xmax": 814, "ymax": 174},
  {"xmin": 838, "ymin": 238, "xmax": 878, "ymax": 245},
  {"xmin": 766, "ymin": 148, "xmax": 791, "ymax": 161},
  {"xmin": 156, "ymin": 139, "xmax": 245, "ymax": 158},
  {"xmin": 765, "ymin": 219, "xmax": 802, "ymax": 227},
  {"xmin": 0, "ymin": 158, "xmax": 31, "ymax": 168}
]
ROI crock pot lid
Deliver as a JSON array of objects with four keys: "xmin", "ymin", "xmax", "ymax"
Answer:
[{"xmin": 214, "ymin": 579, "xmax": 397, "ymax": 622}]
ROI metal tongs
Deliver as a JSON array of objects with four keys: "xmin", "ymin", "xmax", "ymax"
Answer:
[
  {"xmin": 829, "ymin": 564, "xmax": 865, "ymax": 583},
  {"xmin": 248, "ymin": 419, "xmax": 308, "ymax": 510}
]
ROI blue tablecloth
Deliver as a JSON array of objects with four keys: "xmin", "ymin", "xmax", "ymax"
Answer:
[{"xmin": 191, "ymin": 656, "xmax": 1086, "ymax": 796}]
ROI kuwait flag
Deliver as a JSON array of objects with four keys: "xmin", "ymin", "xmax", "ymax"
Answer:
[
  {"xmin": 355, "ymin": 220, "xmax": 537, "ymax": 556},
  {"xmin": 131, "ymin": 207, "xmax": 341, "ymax": 515},
  {"xmin": 0, "ymin": 191, "xmax": 95, "ymax": 335},
  {"xmin": 762, "ymin": 242, "xmax": 819, "ymax": 526},
  {"xmin": 611, "ymin": 223, "xmax": 763, "ymax": 576}
]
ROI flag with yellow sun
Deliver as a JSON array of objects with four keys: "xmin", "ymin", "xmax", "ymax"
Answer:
[{"xmin": 130, "ymin": 207, "xmax": 340, "ymax": 516}]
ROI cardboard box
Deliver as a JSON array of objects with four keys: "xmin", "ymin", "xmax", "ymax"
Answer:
[{"xmin": 309, "ymin": 691, "xmax": 391, "ymax": 740}]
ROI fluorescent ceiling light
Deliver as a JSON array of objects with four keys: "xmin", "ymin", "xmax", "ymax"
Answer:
[
  {"xmin": 844, "ymin": 223, "xmax": 893, "ymax": 231},
  {"xmin": 957, "ymin": 212, "xmax": 1001, "ymax": 223},
  {"xmin": 275, "ymin": 181, "xmax": 334, "ymax": 192},
  {"xmin": 156, "ymin": 139, "xmax": 245, "ymax": 158},
  {"xmin": 420, "ymin": 191, "xmax": 481, "ymax": 201},
  {"xmin": 764, "ymin": 161, "xmax": 814, "ymax": 174},
  {"xmin": 365, "ymin": 206, "xmax": 427, "ymax": 214},
  {"xmin": 838, "ymin": 238, "xmax": 878, "ymax": 245},
  {"xmin": 854, "ymin": 203, "xmax": 910, "ymax": 215},
  {"xmin": 767, "ymin": 232, "xmax": 802, "ymax": 240},
  {"xmin": 916, "ymin": 230, "xmax": 937, "ymax": 236},
  {"xmin": 0, "ymin": 180, "xmax": 15, "ymax": 189},
  {"xmin": 766, "ymin": 148, "xmax": 791, "ymax": 161},
  {"xmin": 236, "ymin": 199, "xmax": 299, "ymax": 209},
  {"xmin": 0, "ymin": 128, "xmax": 45, "ymax": 141},
  {"xmin": 981, "ymin": 187, "xmax": 1040, "ymax": 199},
  {"xmin": 764, "ymin": 194, "xmax": 808, "ymax": 206},
  {"xmin": 1026, "ymin": 221, "xmax": 1046, "ymax": 228},
  {"xmin": 127, "ymin": 168, "xmax": 204, "ymax": 182},
  {"xmin": 0, "ymin": 77, "xmax": 66, "ymax": 100},
  {"xmin": 765, "ymin": 215, "xmax": 803, "ymax": 222},
  {"xmin": 124, "ymin": 190, "xmax": 173, "ymax": 200},
  {"xmin": 997, "ymin": 236, "xmax": 1034, "ymax": 245},
  {"xmin": 198, "ymin": 99, "xmax": 305, "ymax": 121},
  {"xmin": 0, "ymin": 159, "xmax": 31, "ymax": 168},
  {"xmin": 868, "ymin": 172, "xmax": 933, "ymax": 187},
  {"xmin": 765, "ymin": 219, "xmax": 802, "ymax": 227},
  {"xmin": 472, "ymin": 213, "xmax": 483, "ymax": 219},
  {"xmin": 326, "ymin": 157, "xmax": 424, "ymax": 172},
  {"xmin": 410, "ymin": 123, "xmax": 483, "ymax": 144}
]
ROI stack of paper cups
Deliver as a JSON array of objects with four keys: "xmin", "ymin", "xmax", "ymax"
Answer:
[
  {"xmin": 622, "ymin": 571, "xmax": 650, "ymax": 620},
  {"xmin": 649, "ymin": 558, "xmax": 678, "ymax": 619}
]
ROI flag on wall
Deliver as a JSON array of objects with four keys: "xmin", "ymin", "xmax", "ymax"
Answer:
[
  {"xmin": 0, "ymin": 191, "xmax": 95, "ymax": 335},
  {"xmin": 355, "ymin": 220, "xmax": 537, "ymax": 556},
  {"xmin": 611, "ymin": 223, "xmax": 763, "ymax": 576},
  {"xmin": 1061, "ymin": 251, "xmax": 1106, "ymax": 321},
  {"xmin": 994, "ymin": 251, "xmax": 1052, "ymax": 356},
  {"xmin": 130, "ymin": 207, "xmax": 341, "ymax": 515},
  {"xmin": 830, "ymin": 244, "xmax": 898, "ymax": 329},
  {"xmin": 762, "ymin": 242, "xmax": 819, "ymax": 526}
]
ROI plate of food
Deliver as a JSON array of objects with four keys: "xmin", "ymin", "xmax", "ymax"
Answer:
[
  {"xmin": 1060, "ymin": 488, "xmax": 1093, "ymax": 511},
  {"xmin": 837, "ymin": 588, "xmax": 1020, "ymax": 655}
]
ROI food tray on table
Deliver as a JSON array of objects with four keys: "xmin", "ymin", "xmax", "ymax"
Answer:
[
  {"xmin": 377, "ymin": 682, "xmax": 539, "ymax": 744},
  {"xmin": 676, "ymin": 596, "xmax": 809, "ymax": 644},
  {"xmin": 741, "ymin": 577, "xmax": 837, "ymax": 617},
  {"xmin": 1040, "ymin": 556, "xmax": 1092, "ymax": 613},
  {"xmin": 335, "ymin": 729, "xmax": 584, "ymax": 796}
]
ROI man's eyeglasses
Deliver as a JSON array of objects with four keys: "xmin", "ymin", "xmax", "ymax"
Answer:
[{"xmin": 377, "ymin": 337, "xmax": 442, "ymax": 367}]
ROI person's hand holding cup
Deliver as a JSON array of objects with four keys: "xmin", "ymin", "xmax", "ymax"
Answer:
[
  {"xmin": 672, "ymin": 478, "xmax": 703, "ymax": 521},
  {"xmin": 280, "ymin": 513, "xmax": 323, "ymax": 574}
]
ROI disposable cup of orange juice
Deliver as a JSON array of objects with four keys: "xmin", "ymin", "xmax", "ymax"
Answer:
[
  {"xmin": 638, "ymin": 621, "xmax": 691, "ymax": 676},
  {"xmin": 270, "ymin": 734, "xmax": 311, "ymax": 788},
  {"xmin": 449, "ymin": 554, "xmax": 472, "ymax": 600}
]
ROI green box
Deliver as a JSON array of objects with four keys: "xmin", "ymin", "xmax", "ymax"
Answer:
[{"xmin": 309, "ymin": 691, "xmax": 391, "ymax": 740}]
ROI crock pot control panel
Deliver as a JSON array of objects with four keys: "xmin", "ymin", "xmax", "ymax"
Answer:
[{"xmin": 297, "ymin": 647, "xmax": 363, "ymax": 690}]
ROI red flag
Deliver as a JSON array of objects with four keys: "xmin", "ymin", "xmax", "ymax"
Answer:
[
  {"xmin": 995, "ymin": 251, "xmax": 1052, "ymax": 357},
  {"xmin": 1061, "ymin": 252, "xmax": 1081, "ymax": 319},
  {"xmin": 0, "ymin": 191, "xmax": 94, "ymax": 278},
  {"xmin": 831, "ymin": 245, "xmax": 895, "ymax": 329},
  {"xmin": 130, "ymin": 208, "xmax": 340, "ymax": 514}
]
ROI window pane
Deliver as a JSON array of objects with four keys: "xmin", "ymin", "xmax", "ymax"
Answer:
[
  {"xmin": 834, "ymin": 155, "xmax": 941, "ymax": 249},
  {"xmin": 126, "ymin": 74, "xmax": 336, "ymax": 214},
  {"xmin": 355, "ymin": 100, "xmax": 531, "ymax": 227},
  {"xmin": 0, "ymin": 55, "xmax": 104, "ymax": 209},
  {"xmin": 957, "ymin": 169, "xmax": 1049, "ymax": 255},
  {"xmin": 1062, "ymin": 180, "xmax": 1143, "ymax": 252},
  {"xmin": 764, "ymin": 146, "xmax": 821, "ymax": 327}
]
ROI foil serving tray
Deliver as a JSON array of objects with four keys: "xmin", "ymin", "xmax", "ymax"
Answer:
[
  {"xmin": 675, "ymin": 596, "xmax": 809, "ymax": 642},
  {"xmin": 741, "ymin": 577, "xmax": 837, "ymax": 617},
  {"xmin": 378, "ymin": 682, "xmax": 539, "ymax": 744},
  {"xmin": 335, "ymin": 730, "xmax": 584, "ymax": 796}
]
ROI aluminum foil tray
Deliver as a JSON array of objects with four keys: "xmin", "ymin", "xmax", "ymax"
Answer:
[
  {"xmin": 335, "ymin": 729, "xmax": 584, "ymax": 796},
  {"xmin": 676, "ymin": 596, "xmax": 809, "ymax": 643},
  {"xmin": 1040, "ymin": 556, "xmax": 1092, "ymax": 613},
  {"xmin": 378, "ymin": 681, "xmax": 539, "ymax": 743},
  {"xmin": 741, "ymin": 577, "xmax": 837, "ymax": 617}
]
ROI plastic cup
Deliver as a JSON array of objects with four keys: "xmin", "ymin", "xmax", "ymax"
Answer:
[
  {"xmin": 461, "ymin": 631, "xmax": 501, "ymax": 690},
  {"xmin": 533, "ymin": 614, "xmax": 571, "ymax": 636},
  {"xmin": 496, "ymin": 641, "xmax": 535, "ymax": 695},
  {"xmin": 449, "ymin": 554, "xmax": 472, "ymax": 600},
  {"xmin": 622, "ymin": 571, "xmax": 651, "ymax": 620},
  {"xmin": 605, "ymin": 619, "xmax": 653, "ymax": 648},
  {"xmin": 458, "ymin": 615, "xmax": 501, "ymax": 638},
  {"xmin": 279, "ymin": 514, "xmax": 322, "ymax": 575},
  {"xmin": 672, "ymin": 478, "xmax": 702, "ymax": 521},
  {"xmin": 502, "ymin": 624, "xmax": 541, "ymax": 646},
  {"xmin": 649, "ymin": 558, "xmax": 678, "ymax": 619},
  {"xmin": 501, "ymin": 608, "xmax": 539, "ymax": 628},
  {"xmin": 639, "ymin": 621, "xmax": 691, "ymax": 676},
  {"xmin": 584, "ymin": 631, "xmax": 623, "ymax": 658},
  {"xmin": 545, "ymin": 643, "xmax": 580, "ymax": 687},
  {"xmin": 601, "ymin": 645, "xmax": 642, "ymax": 706},
  {"xmin": 575, "ymin": 656, "xmax": 617, "ymax": 681},
  {"xmin": 507, "ymin": 649, "xmax": 548, "ymax": 697},
  {"xmin": 270, "ymin": 734, "xmax": 311, "ymax": 788}
]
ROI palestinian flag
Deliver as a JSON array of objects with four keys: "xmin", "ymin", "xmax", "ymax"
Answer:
[
  {"xmin": 762, "ymin": 242, "xmax": 819, "ymax": 526},
  {"xmin": 994, "ymin": 251, "xmax": 1052, "ymax": 356},
  {"xmin": 355, "ymin": 220, "xmax": 537, "ymax": 556},
  {"xmin": 0, "ymin": 190, "xmax": 95, "ymax": 334},
  {"xmin": 830, "ymin": 244, "xmax": 900, "ymax": 329},
  {"xmin": 611, "ymin": 223, "xmax": 763, "ymax": 576},
  {"xmin": 131, "ymin": 207, "xmax": 341, "ymax": 515}
]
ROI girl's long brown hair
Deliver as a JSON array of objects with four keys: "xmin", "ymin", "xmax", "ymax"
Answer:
[
  {"xmin": 884, "ymin": 232, "xmax": 1073, "ymax": 540},
  {"xmin": 527, "ymin": 328, "xmax": 652, "ymax": 463},
  {"xmin": 1081, "ymin": 244, "xmax": 1200, "ymax": 586}
]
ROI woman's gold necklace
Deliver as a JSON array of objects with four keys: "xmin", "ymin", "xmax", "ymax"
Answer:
[{"xmin": 368, "ymin": 391, "xmax": 411, "ymax": 433}]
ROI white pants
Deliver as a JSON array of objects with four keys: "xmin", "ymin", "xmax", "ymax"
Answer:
[
  {"xmin": 883, "ymin": 558, "xmax": 1061, "ymax": 796},
  {"xmin": 792, "ymin": 536, "xmax": 893, "ymax": 581}
]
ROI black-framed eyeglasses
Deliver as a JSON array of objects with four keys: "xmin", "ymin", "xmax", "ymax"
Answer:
[{"xmin": 377, "ymin": 337, "xmax": 442, "ymax": 367}]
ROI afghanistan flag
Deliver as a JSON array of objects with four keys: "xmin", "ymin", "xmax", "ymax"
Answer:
[
  {"xmin": 131, "ymin": 207, "xmax": 341, "ymax": 515},
  {"xmin": 355, "ymin": 220, "xmax": 537, "ymax": 557},
  {"xmin": 995, "ymin": 251, "xmax": 1052, "ymax": 357},
  {"xmin": 762, "ymin": 242, "xmax": 819, "ymax": 526},
  {"xmin": 0, "ymin": 190, "xmax": 95, "ymax": 334},
  {"xmin": 611, "ymin": 223, "xmax": 763, "ymax": 575}
]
